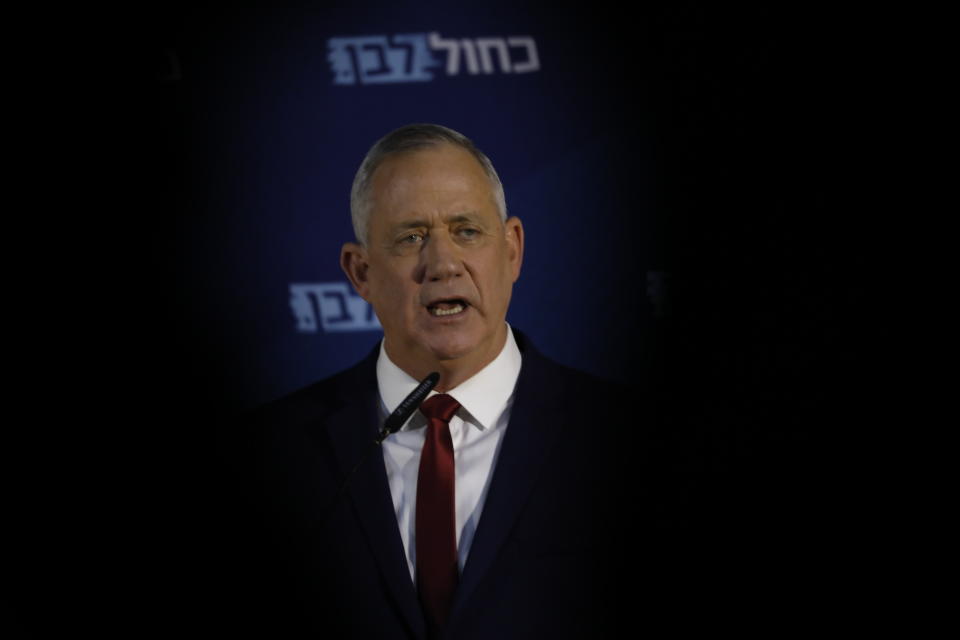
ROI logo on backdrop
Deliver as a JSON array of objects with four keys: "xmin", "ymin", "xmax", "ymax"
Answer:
[
  {"xmin": 327, "ymin": 32, "xmax": 539, "ymax": 85},
  {"xmin": 290, "ymin": 282, "xmax": 382, "ymax": 333}
]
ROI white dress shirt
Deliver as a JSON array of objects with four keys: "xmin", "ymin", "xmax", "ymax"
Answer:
[{"xmin": 376, "ymin": 325, "xmax": 522, "ymax": 583}]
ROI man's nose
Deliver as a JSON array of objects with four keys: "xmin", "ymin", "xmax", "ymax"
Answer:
[{"xmin": 422, "ymin": 231, "xmax": 463, "ymax": 282}]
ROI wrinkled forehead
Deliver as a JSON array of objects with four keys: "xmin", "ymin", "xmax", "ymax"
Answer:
[
  {"xmin": 372, "ymin": 143, "xmax": 488, "ymax": 183},
  {"xmin": 368, "ymin": 144, "xmax": 498, "ymax": 216}
]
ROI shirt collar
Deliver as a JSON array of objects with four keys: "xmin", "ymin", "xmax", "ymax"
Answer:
[{"xmin": 376, "ymin": 324, "xmax": 523, "ymax": 431}]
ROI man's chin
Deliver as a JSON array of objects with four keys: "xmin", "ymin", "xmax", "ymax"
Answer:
[
  {"xmin": 386, "ymin": 323, "xmax": 505, "ymax": 373},
  {"xmin": 418, "ymin": 330, "xmax": 489, "ymax": 364},
  {"xmin": 424, "ymin": 340, "xmax": 477, "ymax": 363}
]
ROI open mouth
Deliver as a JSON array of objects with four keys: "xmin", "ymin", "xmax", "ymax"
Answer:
[{"xmin": 427, "ymin": 299, "xmax": 469, "ymax": 317}]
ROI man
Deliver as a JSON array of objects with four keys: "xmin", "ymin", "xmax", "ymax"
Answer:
[{"xmin": 221, "ymin": 124, "xmax": 640, "ymax": 639}]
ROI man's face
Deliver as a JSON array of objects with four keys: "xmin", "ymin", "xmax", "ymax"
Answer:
[{"xmin": 342, "ymin": 143, "xmax": 523, "ymax": 380}]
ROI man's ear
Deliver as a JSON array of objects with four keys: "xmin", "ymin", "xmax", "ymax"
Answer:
[
  {"xmin": 340, "ymin": 242, "xmax": 372, "ymax": 300},
  {"xmin": 504, "ymin": 216, "xmax": 524, "ymax": 282}
]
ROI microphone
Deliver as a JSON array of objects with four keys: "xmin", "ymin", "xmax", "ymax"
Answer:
[
  {"xmin": 322, "ymin": 371, "xmax": 440, "ymax": 525},
  {"xmin": 376, "ymin": 371, "xmax": 440, "ymax": 444}
]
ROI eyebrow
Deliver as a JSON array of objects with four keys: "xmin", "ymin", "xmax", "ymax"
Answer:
[
  {"xmin": 388, "ymin": 212, "xmax": 483, "ymax": 233},
  {"xmin": 445, "ymin": 213, "xmax": 482, "ymax": 225},
  {"xmin": 390, "ymin": 219, "xmax": 430, "ymax": 233}
]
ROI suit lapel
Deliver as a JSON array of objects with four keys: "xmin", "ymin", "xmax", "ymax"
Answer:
[
  {"xmin": 449, "ymin": 339, "xmax": 565, "ymax": 625},
  {"xmin": 325, "ymin": 365, "xmax": 427, "ymax": 640}
]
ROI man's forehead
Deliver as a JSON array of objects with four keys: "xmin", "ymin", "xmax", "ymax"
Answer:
[
  {"xmin": 373, "ymin": 145, "xmax": 488, "ymax": 188},
  {"xmin": 370, "ymin": 147, "xmax": 497, "ymax": 222}
]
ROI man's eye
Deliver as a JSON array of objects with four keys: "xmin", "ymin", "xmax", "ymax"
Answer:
[
  {"xmin": 399, "ymin": 233, "xmax": 424, "ymax": 244},
  {"xmin": 457, "ymin": 228, "xmax": 480, "ymax": 238}
]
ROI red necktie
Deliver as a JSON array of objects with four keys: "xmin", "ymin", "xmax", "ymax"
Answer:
[{"xmin": 416, "ymin": 393, "xmax": 461, "ymax": 633}]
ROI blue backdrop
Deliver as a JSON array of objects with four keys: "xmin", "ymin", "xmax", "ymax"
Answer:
[
  {"xmin": 148, "ymin": 1, "xmax": 661, "ymax": 412},
  {"xmin": 119, "ymin": 3, "xmax": 858, "ymax": 451}
]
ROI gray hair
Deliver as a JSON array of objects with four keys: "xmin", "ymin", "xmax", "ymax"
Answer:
[{"xmin": 349, "ymin": 123, "xmax": 507, "ymax": 245}]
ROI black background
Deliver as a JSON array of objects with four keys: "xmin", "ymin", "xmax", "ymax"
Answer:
[{"xmin": 8, "ymin": 2, "xmax": 876, "ymax": 636}]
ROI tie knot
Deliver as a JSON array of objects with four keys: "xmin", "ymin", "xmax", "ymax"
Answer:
[{"xmin": 419, "ymin": 394, "xmax": 461, "ymax": 423}]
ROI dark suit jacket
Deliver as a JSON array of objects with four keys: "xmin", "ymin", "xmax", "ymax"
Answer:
[{"xmin": 215, "ymin": 328, "xmax": 647, "ymax": 639}]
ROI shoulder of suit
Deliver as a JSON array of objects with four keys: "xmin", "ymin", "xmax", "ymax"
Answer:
[
  {"xmin": 240, "ymin": 343, "xmax": 379, "ymax": 432},
  {"xmin": 513, "ymin": 328, "xmax": 631, "ymax": 395}
]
